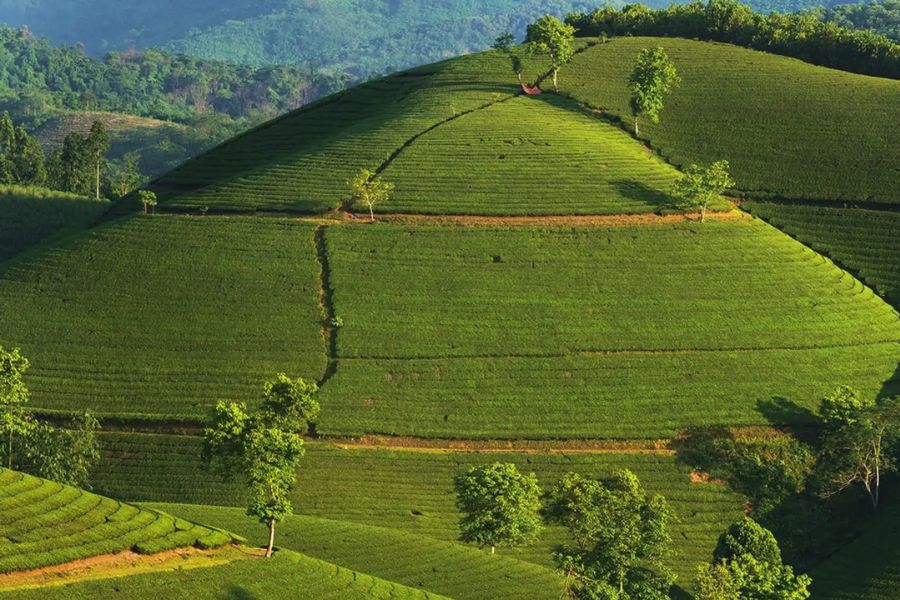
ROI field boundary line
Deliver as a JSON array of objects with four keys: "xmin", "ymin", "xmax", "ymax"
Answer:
[{"xmin": 340, "ymin": 209, "xmax": 744, "ymax": 227}]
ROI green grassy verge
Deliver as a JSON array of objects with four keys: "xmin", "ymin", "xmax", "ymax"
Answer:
[
  {"xmin": 0, "ymin": 214, "xmax": 327, "ymax": 419},
  {"xmin": 745, "ymin": 202, "xmax": 900, "ymax": 308},
  {"xmin": 147, "ymin": 505, "xmax": 563, "ymax": 600},
  {"xmin": 0, "ymin": 468, "xmax": 231, "ymax": 573},
  {"xmin": 0, "ymin": 548, "xmax": 445, "ymax": 599},
  {"xmin": 560, "ymin": 37, "xmax": 900, "ymax": 204},
  {"xmin": 318, "ymin": 219, "xmax": 900, "ymax": 438},
  {"xmin": 93, "ymin": 433, "xmax": 745, "ymax": 583},
  {"xmin": 0, "ymin": 186, "xmax": 108, "ymax": 262}
]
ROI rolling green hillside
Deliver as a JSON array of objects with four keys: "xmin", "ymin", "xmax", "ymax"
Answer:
[
  {"xmin": 0, "ymin": 548, "xmax": 445, "ymax": 600},
  {"xmin": 92, "ymin": 432, "xmax": 745, "ymax": 581},
  {"xmin": 559, "ymin": 37, "xmax": 900, "ymax": 204},
  {"xmin": 0, "ymin": 215, "xmax": 327, "ymax": 419},
  {"xmin": 146, "ymin": 505, "xmax": 564, "ymax": 600},
  {"xmin": 745, "ymin": 202, "xmax": 900, "ymax": 308},
  {"xmin": 319, "ymin": 219, "xmax": 900, "ymax": 438},
  {"xmin": 0, "ymin": 186, "xmax": 107, "ymax": 261},
  {"xmin": 0, "ymin": 468, "xmax": 231, "ymax": 573}
]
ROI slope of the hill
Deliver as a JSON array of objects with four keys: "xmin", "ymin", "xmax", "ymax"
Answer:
[
  {"xmin": 0, "ymin": 468, "xmax": 232, "ymax": 573},
  {"xmin": 809, "ymin": 498, "xmax": 900, "ymax": 599},
  {"xmin": 146, "ymin": 505, "xmax": 563, "ymax": 600},
  {"xmin": 93, "ymin": 433, "xmax": 745, "ymax": 582},
  {"xmin": 318, "ymin": 218, "xmax": 900, "ymax": 438},
  {"xmin": 0, "ymin": 186, "xmax": 107, "ymax": 261},
  {"xmin": 745, "ymin": 202, "xmax": 900, "ymax": 308},
  {"xmin": 0, "ymin": 215, "xmax": 327, "ymax": 419},
  {"xmin": 0, "ymin": 548, "xmax": 446, "ymax": 600},
  {"xmin": 559, "ymin": 37, "xmax": 900, "ymax": 204}
]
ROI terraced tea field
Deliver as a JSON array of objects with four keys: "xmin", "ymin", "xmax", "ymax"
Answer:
[
  {"xmin": 0, "ymin": 186, "xmax": 108, "ymax": 261},
  {"xmin": 154, "ymin": 49, "xmax": 554, "ymax": 213},
  {"xmin": 560, "ymin": 37, "xmax": 900, "ymax": 204},
  {"xmin": 320, "ymin": 219, "xmax": 900, "ymax": 437},
  {"xmin": 0, "ymin": 468, "xmax": 231, "ymax": 573},
  {"xmin": 0, "ymin": 549, "xmax": 443, "ymax": 600},
  {"xmin": 0, "ymin": 215, "xmax": 327, "ymax": 419},
  {"xmin": 745, "ymin": 202, "xmax": 900, "ymax": 308},
  {"xmin": 92, "ymin": 432, "xmax": 745, "ymax": 582},
  {"xmin": 377, "ymin": 95, "xmax": 707, "ymax": 215},
  {"xmin": 148, "ymin": 506, "xmax": 563, "ymax": 600}
]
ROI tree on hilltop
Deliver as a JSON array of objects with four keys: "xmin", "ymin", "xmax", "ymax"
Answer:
[
  {"xmin": 455, "ymin": 462, "xmax": 543, "ymax": 555},
  {"xmin": 494, "ymin": 33, "xmax": 525, "ymax": 85},
  {"xmin": 527, "ymin": 15, "xmax": 576, "ymax": 93},
  {"xmin": 549, "ymin": 469, "xmax": 674, "ymax": 599},
  {"xmin": 629, "ymin": 47, "xmax": 680, "ymax": 137},
  {"xmin": 138, "ymin": 189, "xmax": 158, "ymax": 214},
  {"xmin": 672, "ymin": 160, "xmax": 733, "ymax": 222},
  {"xmin": 696, "ymin": 517, "xmax": 812, "ymax": 599},
  {"xmin": 350, "ymin": 168, "xmax": 394, "ymax": 222},
  {"xmin": 204, "ymin": 374, "xmax": 320, "ymax": 557},
  {"xmin": 816, "ymin": 385, "xmax": 900, "ymax": 510}
]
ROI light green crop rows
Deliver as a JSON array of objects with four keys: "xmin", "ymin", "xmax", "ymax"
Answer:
[
  {"xmin": 377, "ymin": 95, "xmax": 712, "ymax": 215},
  {"xmin": 559, "ymin": 37, "xmax": 900, "ymax": 204},
  {"xmin": 92, "ymin": 433, "xmax": 745, "ymax": 584},
  {"xmin": 0, "ymin": 214, "xmax": 327, "ymax": 419},
  {"xmin": 150, "ymin": 505, "xmax": 563, "ymax": 600},
  {"xmin": 0, "ymin": 186, "xmax": 107, "ymax": 262},
  {"xmin": 319, "ymin": 220, "xmax": 900, "ymax": 438},
  {"xmin": 0, "ymin": 468, "xmax": 230, "ymax": 573},
  {"xmin": 0, "ymin": 549, "xmax": 444, "ymax": 600},
  {"xmin": 745, "ymin": 202, "xmax": 900, "ymax": 308},
  {"xmin": 155, "ymin": 49, "xmax": 552, "ymax": 213}
]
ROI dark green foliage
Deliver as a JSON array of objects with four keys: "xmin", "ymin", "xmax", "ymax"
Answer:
[
  {"xmin": 715, "ymin": 517, "xmax": 783, "ymax": 565},
  {"xmin": 565, "ymin": 0, "xmax": 900, "ymax": 78},
  {"xmin": 550, "ymin": 469, "xmax": 674, "ymax": 599},
  {"xmin": 0, "ymin": 113, "xmax": 45, "ymax": 187},
  {"xmin": 20, "ymin": 411, "xmax": 100, "ymax": 487},
  {"xmin": 454, "ymin": 462, "xmax": 543, "ymax": 552},
  {"xmin": 811, "ymin": 0, "xmax": 900, "ymax": 42}
]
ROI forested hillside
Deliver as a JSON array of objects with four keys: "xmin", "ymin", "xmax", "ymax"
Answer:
[
  {"xmin": 811, "ymin": 0, "xmax": 900, "ymax": 40},
  {"xmin": 0, "ymin": 0, "xmax": 877, "ymax": 79}
]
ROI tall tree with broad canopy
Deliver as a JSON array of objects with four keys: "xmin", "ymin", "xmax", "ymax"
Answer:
[
  {"xmin": 350, "ymin": 168, "xmax": 394, "ymax": 222},
  {"xmin": 526, "ymin": 15, "xmax": 575, "ymax": 92},
  {"xmin": 817, "ymin": 385, "xmax": 900, "ymax": 510},
  {"xmin": 454, "ymin": 462, "xmax": 543, "ymax": 554},
  {"xmin": 628, "ymin": 47, "xmax": 680, "ymax": 136},
  {"xmin": 549, "ymin": 469, "xmax": 674, "ymax": 599},
  {"xmin": 696, "ymin": 517, "xmax": 812, "ymax": 599},
  {"xmin": 0, "ymin": 347, "xmax": 31, "ymax": 470},
  {"xmin": 672, "ymin": 160, "xmax": 733, "ymax": 222},
  {"xmin": 203, "ymin": 374, "xmax": 320, "ymax": 557},
  {"xmin": 85, "ymin": 121, "xmax": 110, "ymax": 200}
]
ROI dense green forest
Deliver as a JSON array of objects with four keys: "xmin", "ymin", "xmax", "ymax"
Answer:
[
  {"xmin": 811, "ymin": 0, "xmax": 900, "ymax": 40},
  {"xmin": 0, "ymin": 0, "xmax": 877, "ymax": 79}
]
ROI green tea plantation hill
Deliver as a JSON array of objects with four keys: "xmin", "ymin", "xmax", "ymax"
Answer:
[{"xmin": 0, "ymin": 28, "xmax": 898, "ymax": 600}]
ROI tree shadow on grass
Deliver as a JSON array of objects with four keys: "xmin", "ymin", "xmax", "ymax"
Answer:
[
  {"xmin": 220, "ymin": 585, "xmax": 257, "ymax": 600},
  {"xmin": 610, "ymin": 179, "xmax": 679, "ymax": 212}
]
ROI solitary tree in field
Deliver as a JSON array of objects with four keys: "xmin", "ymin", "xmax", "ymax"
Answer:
[
  {"xmin": 817, "ymin": 385, "xmax": 900, "ymax": 510},
  {"xmin": 203, "ymin": 374, "xmax": 320, "ymax": 557},
  {"xmin": 672, "ymin": 160, "xmax": 733, "ymax": 222},
  {"xmin": 0, "ymin": 347, "xmax": 31, "ymax": 469},
  {"xmin": 350, "ymin": 168, "xmax": 394, "ymax": 222},
  {"xmin": 549, "ymin": 470, "xmax": 673, "ymax": 599},
  {"xmin": 628, "ymin": 47, "xmax": 680, "ymax": 137},
  {"xmin": 138, "ymin": 189, "xmax": 158, "ymax": 214},
  {"xmin": 455, "ymin": 462, "xmax": 543, "ymax": 555},
  {"xmin": 527, "ymin": 15, "xmax": 576, "ymax": 93},
  {"xmin": 696, "ymin": 518, "xmax": 811, "ymax": 599},
  {"xmin": 85, "ymin": 120, "xmax": 110, "ymax": 201}
]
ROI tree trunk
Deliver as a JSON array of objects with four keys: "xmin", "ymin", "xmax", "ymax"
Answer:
[
  {"xmin": 552, "ymin": 68, "xmax": 559, "ymax": 93},
  {"xmin": 701, "ymin": 204, "xmax": 706, "ymax": 223},
  {"xmin": 634, "ymin": 116, "xmax": 639, "ymax": 137},
  {"xmin": 7, "ymin": 431, "xmax": 11, "ymax": 469},
  {"xmin": 266, "ymin": 518, "xmax": 276, "ymax": 557},
  {"xmin": 490, "ymin": 545, "xmax": 495, "ymax": 555},
  {"xmin": 368, "ymin": 202, "xmax": 375, "ymax": 223},
  {"xmin": 516, "ymin": 72, "xmax": 523, "ymax": 85},
  {"xmin": 95, "ymin": 158, "xmax": 100, "ymax": 201},
  {"xmin": 873, "ymin": 440, "xmax": 881, "ymax": 510}
]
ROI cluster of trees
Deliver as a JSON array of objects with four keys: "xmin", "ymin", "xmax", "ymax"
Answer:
[
  {"xmin": 454, "ymin": 462, "xmax": 811, "ymax": 598},
  {"xmin": 809, "ymin": 0, "xmax": 900, "ymax": 43},
  {"xmin": 0, "ymin": 112, "xmax": 47, "ymax": 187},
  {"xmin": 0, "ymin": 346, "xmax": 100, "ymax": 488},
  {"xmin": 565, "ymin": 0, "xmax": 900, "ymax": 78}
]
